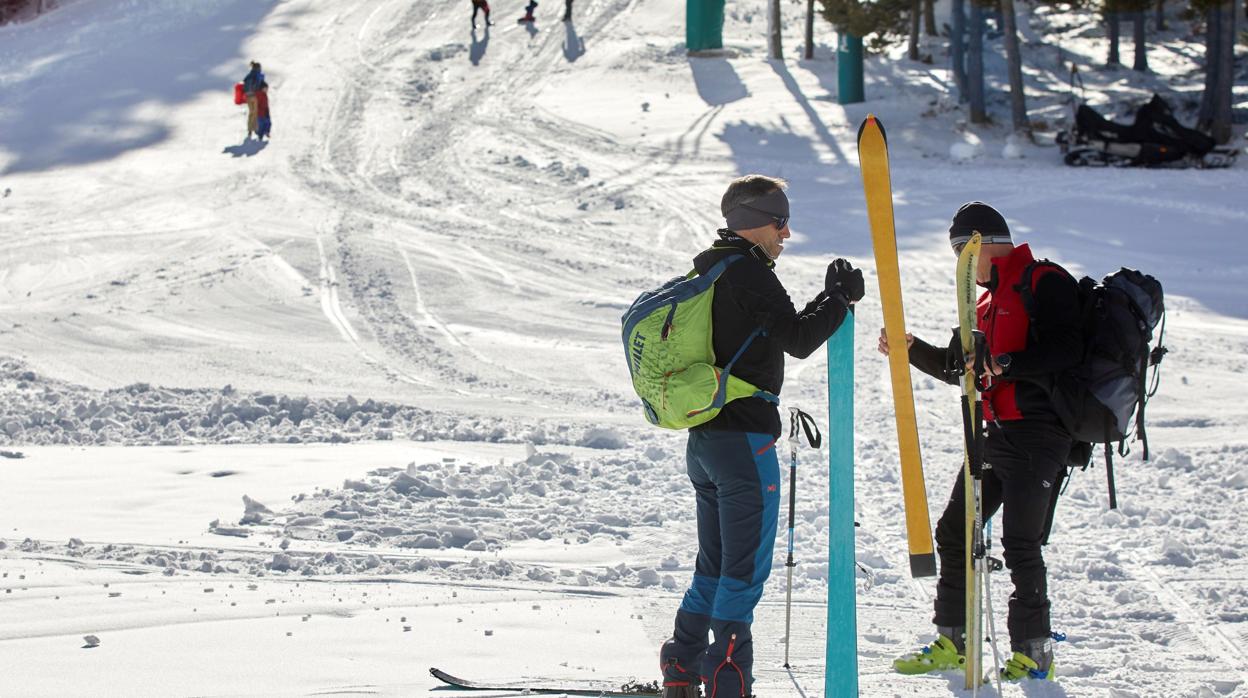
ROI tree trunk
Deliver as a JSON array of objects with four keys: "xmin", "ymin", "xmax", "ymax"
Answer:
[
  {"xmin": 1199, "ymin": 7, "xmax": 1220, "ymax": 130},
  {"xmin": 925, "ymin": 0, "xmax": 937, "ymax": 35},
  {"xmin": 804, "ymin": 0, "xmax": 814, "ymax": 59},
  {"xmin": 969, "ymin": 3, "xmax": 987, "ymax": 123},
  {"xmin": 1001, "ymin": 0, "xmax": 1029, "ymax": 132},
  {"xmin": 768, "ymin": 0, "xmax": 783, "ymax": 59},
  {"xmin": 1155, "ymin": 0, "xmax": 1166, "ymax": 31},
  {"xmin": 952, "ymin": 0, "xmax": 968, "ymax": 102},
  {"xmin": 909, "ymin": 0, "xmax": 921, "ymax": 60},
  {"xmin": 1211, "ymin": 2, "xmax": 1235, "ymax": 143},
  {"xmin": 1107, "ymin": 11, "xmax": 1121, "ymax": 65},
  {"xmin": 1133, "ymin": 11, "xmax": 1149, "ymax": 70}
]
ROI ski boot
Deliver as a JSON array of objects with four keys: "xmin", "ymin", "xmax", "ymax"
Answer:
[
  {"xmin": 893, "ymin": 627, "xmax": 966, "ymax": 675},
  {"xmin": 660, "ymin": 639, "xmax": 701, "ymax": 698},
  {"xmin": 1001, "ymin": 635, "xmax": 1055, "ymax": 681}
]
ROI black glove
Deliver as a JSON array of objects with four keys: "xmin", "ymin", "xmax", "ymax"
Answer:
[{"xmin": 825, "ymin": 258, "xmax": 865, "ymax": 305}]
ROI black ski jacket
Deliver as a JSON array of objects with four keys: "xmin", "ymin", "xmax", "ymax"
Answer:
[{"xmin": 691, "ymin": 234, "xmax": 849, "ymax": 438}]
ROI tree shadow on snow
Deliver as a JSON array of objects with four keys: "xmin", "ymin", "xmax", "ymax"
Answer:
[
  {"xmin": 562, "ymin": 21, "xmax": 585, "ymax": 63},
  {"xmin": 768, "ymin": 60, "xmax": 848, "ymax": 166},
  {"xmin": 688, "ymin": 57, "xmax": 748, "ymax": 106},
  {"xmin": 222, "ymin": 139, "xmax": 268, "ymax": 158},
  {"xmin": 0, "ymin": 0, "xmax": 282, "ymax": 175}
]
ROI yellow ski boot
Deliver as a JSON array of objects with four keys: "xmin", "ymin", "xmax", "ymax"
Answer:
[{"xmin": 893, "ymin": 632, "xmax": 966, "ymax": 675}]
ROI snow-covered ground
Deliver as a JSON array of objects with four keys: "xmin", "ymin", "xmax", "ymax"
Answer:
[{"xmin": 1, "ymin": 0, "xmax": 1246, "ymax": 696}]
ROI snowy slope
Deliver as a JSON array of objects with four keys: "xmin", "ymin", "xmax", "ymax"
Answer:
[{"xmin": 1, "ymin": 0, "xmax": 1247, "ymax": 696}]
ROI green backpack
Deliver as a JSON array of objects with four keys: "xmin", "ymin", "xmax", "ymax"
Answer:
[{"xmin": 621, "ymin": 252, "xmax": 778, "ymax": 429}]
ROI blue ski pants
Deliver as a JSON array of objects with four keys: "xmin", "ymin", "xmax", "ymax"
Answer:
[{"xmin": 664, "ymin": 430, "xmax": 781, "ymax": 698}]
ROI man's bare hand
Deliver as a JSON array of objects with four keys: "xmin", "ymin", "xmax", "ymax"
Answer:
[{"xmin": 877, "ymin": 328, "xmax": 915, "ymax": 356}]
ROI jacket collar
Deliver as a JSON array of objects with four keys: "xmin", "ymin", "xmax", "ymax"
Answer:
[
  {"xmin": 986, "ymin": 243, "xmax": 1034, "ymax": 291},
  {"xmin": 711, "ymin": 229, "xmax": 776, "ymax": 268}
]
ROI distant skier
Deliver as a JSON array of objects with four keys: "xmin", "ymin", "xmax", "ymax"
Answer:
[
  {"xmin": 517, "ymin": 0, "xmax": 537, "ymax": 23},
  {"xmin": 562, "ymin": 0, "xmax": 573, "ymax": 21},
  {"xmin": 659, "ymin": 175, "xmax": 863, "ymax": 698},
  {"xmin": 882, "ymin": 202, "xmax": 1081, "ymax": 682},
  {"xmin": 241, "ymin": 61, "xmax": 265, "ymax": 140},
  {"xmin": 256, "ymin": 82, "xmax": 272, "ymax": 141},
  {"xmin": 470, "ymin": 0, "xmax": 492, "ymax": 28}
]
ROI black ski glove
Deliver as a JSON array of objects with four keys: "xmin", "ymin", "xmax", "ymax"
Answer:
[{"xmin": 825, "ymin": 258, "xmax": 865, "ymax": 305}]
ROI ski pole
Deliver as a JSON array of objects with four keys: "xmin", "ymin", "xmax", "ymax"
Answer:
[
  {"xmin": 983, "ymin": 517, "xmax": 1005, "ymax": 696},
  {"xmin": 783, "ymin": 407, "xmax": 821, "ymax": 669}
]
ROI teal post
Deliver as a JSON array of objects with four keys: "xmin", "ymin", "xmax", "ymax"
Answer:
[
  {"xmin": 824, "ymin": 313, "xmax": 858, "ymax": 696},
  {"xmin": 836, "ymin": 33, "xmax": 864, "ymax": 104},
  {"xmin": 686, "ymin": 0, "xmax": 725, "ymax": 52}
]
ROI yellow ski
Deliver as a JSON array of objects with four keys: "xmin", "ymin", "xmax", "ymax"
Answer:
[
  {"xmin": 956, "ymin": 233, "xmax": 985, "ymax": 689},
  {"xmin": 857, "ymin": 115, "xmax": 936, "ymax": 578}
]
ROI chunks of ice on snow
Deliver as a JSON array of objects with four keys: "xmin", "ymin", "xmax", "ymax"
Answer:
[
  {"xmin": 243, "ymin": 496, "xmax": 272, "ymax": 515},
  {"xmin": 578, "ymin": 427, "xmax": 627, "ymax": 449},
  {"xmin": 1159, "ymin": 535, "xmax": 1196, "ymax": 567}
]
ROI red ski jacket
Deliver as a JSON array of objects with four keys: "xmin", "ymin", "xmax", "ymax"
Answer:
[
  {"xmin": 907, "ymin": 244, "xmax": 1083, "ymax": 426},
  {"xmin": 976, "ymin": 244, "xmax": 1082, "ymax": 423}
]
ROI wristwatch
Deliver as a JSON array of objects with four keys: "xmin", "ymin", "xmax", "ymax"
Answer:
[{"xmin": 994, "ymin": 353, "xmax": 1012, "ymax": 374}]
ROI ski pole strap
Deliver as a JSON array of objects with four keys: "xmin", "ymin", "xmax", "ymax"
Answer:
[
  {"xmin": 787, "ymin": 407, "xmax": 821, "ymax": 449},
  {"xmin": 972, "ymin": 330, "xmax": 990, "ymax": 392}
]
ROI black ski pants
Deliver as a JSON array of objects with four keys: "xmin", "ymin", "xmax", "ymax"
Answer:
[{"xmin": 932, "ymin": 421, "xmax": 1069, "ymax": 648}]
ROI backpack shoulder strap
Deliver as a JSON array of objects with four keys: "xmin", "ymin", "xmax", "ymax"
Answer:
[
  {"xmin": 1013, "ymin": 259, "xmax": 1072, "ymax": 318},
  {"xmin": 689, "ymin": 247, "xmax": 746, "ymax": 280}
]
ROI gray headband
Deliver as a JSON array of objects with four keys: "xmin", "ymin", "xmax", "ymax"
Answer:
[
  {"xmin": 724, "ymin": 188, "xmax": 790, "ymax": 231},
  {"xmin": 950, "ymin": 232, "xmax": 1013, "ymax": 248}
]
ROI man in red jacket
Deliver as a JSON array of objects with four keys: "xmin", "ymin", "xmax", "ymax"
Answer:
[{"xmin": 883, "ymin": 202, "xmax": 1082, "ymax": 682}]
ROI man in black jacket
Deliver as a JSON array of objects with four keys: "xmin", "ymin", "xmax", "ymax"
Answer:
[
  {"xmin": 884, "ymin": 202, "xmax": 1081, "ymax": 682},
  {"xmin": 660, "ymin": 175, "xmax": 864, "ymax": 698}
]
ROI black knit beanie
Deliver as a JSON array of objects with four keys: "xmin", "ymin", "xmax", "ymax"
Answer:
[{"xmin": 949, "ymin": 202, "xmax": 1011, "ymax": 248}]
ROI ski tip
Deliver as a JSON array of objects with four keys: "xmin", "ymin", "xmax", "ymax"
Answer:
[
  {"xmin": 909, "ymin": 552, "xmax": 938, "ymax": 578},
  {"xmin": 856, "ymin": 114, "xmax": 887, "ymax": 146}
]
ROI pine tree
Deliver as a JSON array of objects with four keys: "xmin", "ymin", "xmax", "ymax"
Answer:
[{"xmin": 819, "ymin": 0, "xmax": 911, "ymax": 49}]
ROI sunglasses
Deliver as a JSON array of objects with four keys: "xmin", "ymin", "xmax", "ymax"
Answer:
[{"xmin": 740, "ymin": 203, "xmax": 789, "ymax": 229}]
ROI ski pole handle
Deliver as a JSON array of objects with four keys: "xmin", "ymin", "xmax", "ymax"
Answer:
[{"xmin": 788, "ymin": 407, "xmax": 822, "ymax": 449}]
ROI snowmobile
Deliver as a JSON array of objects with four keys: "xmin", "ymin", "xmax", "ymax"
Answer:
[{"xmin": 1057, "ymin": 93, "xmax": 1239, "ymax": 169}]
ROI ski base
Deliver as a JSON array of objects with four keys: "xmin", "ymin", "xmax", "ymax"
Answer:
[
  {"xmin": 908, "ymin": 552, "xmax": 937, "ymax": 578},
  {"xmin": 430, "ymin": 667, "xmax": 661, "ymax": 697}
]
